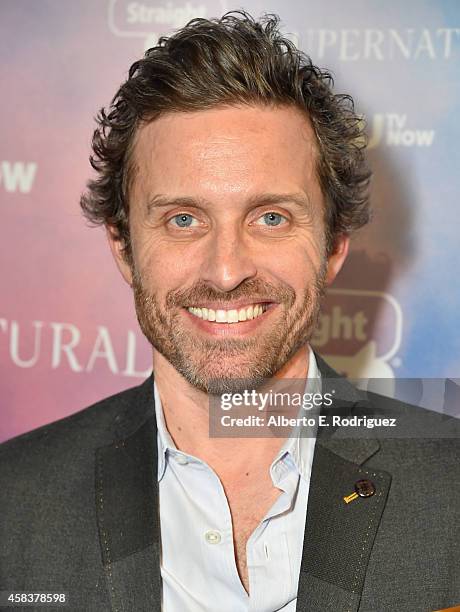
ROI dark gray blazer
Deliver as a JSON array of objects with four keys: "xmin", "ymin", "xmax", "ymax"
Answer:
[{"xmin": 1, "ymin": 355, "xmax": 459, "ymax": 612}]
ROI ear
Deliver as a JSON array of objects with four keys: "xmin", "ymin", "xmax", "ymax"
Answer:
[
  {"xmin": 105, "ymin": 225, "xmax": 133, "ymax": 286},
  {"xmin": 325, "ymin": 234, "xmax": 350, "ymax": 285}
]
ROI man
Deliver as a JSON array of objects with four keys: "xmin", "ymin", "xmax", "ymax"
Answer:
[{"xmin": 1, "ymin": 11, "xmax": 459, "ymax": 612}]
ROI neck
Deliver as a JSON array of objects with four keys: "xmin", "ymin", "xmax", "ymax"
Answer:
[{"xmin": 152, "ymin": 345, "xmax": 311, "ymax": 474}]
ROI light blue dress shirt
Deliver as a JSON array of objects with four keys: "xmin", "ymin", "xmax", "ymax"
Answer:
[{"xmin": 155, "ymin": 346, "xmax": 321, "ymax": 611}]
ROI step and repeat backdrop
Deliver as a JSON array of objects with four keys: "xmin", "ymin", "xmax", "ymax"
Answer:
[{"xmin": 1, "ymin": 0, "xmax": 459, "ymax": 442}]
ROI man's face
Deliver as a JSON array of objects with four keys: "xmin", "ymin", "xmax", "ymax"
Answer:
[{"xmin": 110, "ymin": 104, "xmax": 348, "ymax": 394}]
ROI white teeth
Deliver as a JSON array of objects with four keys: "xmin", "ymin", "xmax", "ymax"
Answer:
[
  {"xmin": 228, "ymin": 309, "xmax": 239, "ymax": 323},
  {"xmin": 187, "ymin": 303, "xmax": 268, "ymax": 323}
]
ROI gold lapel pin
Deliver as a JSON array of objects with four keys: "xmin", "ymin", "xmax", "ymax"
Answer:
[
  {"xmin": 343, "ymin": 492, "xmax": 359, "ymax": 504},
  {"xmin": 344, "ymin": 479, "xmax": 376, "ymax": 504}
]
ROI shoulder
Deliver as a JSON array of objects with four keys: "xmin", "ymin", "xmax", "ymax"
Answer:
[
  {"xmin": 315, "ymin": 354, "xmax": 460, "ymax": 469},
  {"xmin": 0, "ymin": 377, "xmax": 154, "ymax": 480},
  {"xmin": 0, "ymin": 379, "xmax": 153, "ymax": 589},
  {"xmin": 352, "ymin": 389, "xmax": 460, "ymax": 479}
]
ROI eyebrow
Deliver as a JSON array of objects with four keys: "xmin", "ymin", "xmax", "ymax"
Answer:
[{"xmin": 145, "ymin": 192, "xmax": 315, "ymax": 215}]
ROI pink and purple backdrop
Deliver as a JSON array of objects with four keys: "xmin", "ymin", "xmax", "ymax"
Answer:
[{"xmin": 1, "ymin": 0, "xmax": 459, "ymax": 442}]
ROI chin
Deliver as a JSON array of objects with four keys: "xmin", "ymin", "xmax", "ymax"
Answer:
[
  {"xmin": 191, "ymin": 375, "xmax": 268, "ymax": 396},
  {"xmin": 178, "ymin": 361, "xmax": 274, "ymax": 395}
]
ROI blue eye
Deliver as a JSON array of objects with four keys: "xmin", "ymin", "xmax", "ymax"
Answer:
[
  {"xmin": 258, "ymin": 212, "xmax": 286, "ymax": 227},
  {"xmin": 171, "ymin": 214, "xmax": 196, "ymax": 228}
]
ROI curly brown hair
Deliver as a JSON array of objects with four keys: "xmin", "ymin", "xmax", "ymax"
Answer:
[{"xmin": 80, "ymin": 10, "xmax": 371, "ymax": 263}]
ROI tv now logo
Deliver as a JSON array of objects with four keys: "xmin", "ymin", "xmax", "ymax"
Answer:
[
  {"xmin": 368, "ymin": 114, "xmax": 435, "ymax": 149},
  {"xmin": 0, "ymin": 161, "xmax": 37, "ymax": 193}
]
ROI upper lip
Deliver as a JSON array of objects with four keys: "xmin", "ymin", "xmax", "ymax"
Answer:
[{"xmin": 184, "ymin": 300, "xmax": 276, "ymax": 310}]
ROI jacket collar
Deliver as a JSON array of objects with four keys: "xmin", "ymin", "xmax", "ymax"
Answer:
[
  {"xmin": 95, "ymin": 376, "xmax": 161, "ymax": 609},
  {"xmin": 313, "ymin": 352, "xmax": 382, "ymax": 463}
]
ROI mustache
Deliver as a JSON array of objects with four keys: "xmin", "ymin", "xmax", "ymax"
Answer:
[{"xmin": 165, "ymin": 278, "xmax": 296, "ymax": 309}]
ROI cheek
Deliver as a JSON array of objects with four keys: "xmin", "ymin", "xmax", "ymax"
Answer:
[
  {"xmin": 301, "ymin": 229, "xmax": 327, "ymax": 278},
  {"xmin": 266, "ymin": 235, "xmax": 324, "ymax": 285},
  {"xmin": 269, "ymin": 259, "xmax": 317, "ymax": 294},
  {"xmin": 133, "ymin": 235, "xmax": 202, "ymax": 292},
  {"xmin": 259, "ymin": 244, "xmax": 321, "ymax": 300}
]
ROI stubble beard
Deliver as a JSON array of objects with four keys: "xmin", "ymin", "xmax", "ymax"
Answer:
[{"xmin": 132, "ymin": 265, "xmax": 327, "ymax": 395}]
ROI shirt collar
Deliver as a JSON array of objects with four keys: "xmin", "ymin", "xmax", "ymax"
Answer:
[
  {"xmin": 154, "ymin": 381, "xmax": 175, "ymax": 481},
  {"xmin": 270, "ymin": 344, "xmax": 321, "ymax": 481},
  {"xmin": 154, "ymin": 344, "xmax": 321, "ymax": 482}
]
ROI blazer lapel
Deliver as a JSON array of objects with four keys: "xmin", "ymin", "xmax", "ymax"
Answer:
[
  {"xmin": 295, "ymin": 355, "xmax": 392, "ymax": 611},
  {"xmin": 95, "ymin": 376, "xmax": 162, "ymax": 612}
]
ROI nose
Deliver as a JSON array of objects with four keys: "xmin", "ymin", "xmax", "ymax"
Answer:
[{"xmin": 199, "ymin": 225, "xmax": 257, "ymax": 292}]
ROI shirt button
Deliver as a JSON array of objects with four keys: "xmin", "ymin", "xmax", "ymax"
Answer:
[
  {"xmin": 204, "ymin": 530, "xmax": 222, "ymax": 545},
  {"xmin": 173, "ymin": 453, "xmax": 188, "ymax": 465}
]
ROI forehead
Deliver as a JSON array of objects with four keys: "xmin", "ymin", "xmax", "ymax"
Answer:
[{"xmin": 130, "ymin": 104, "xmax": 321, "ymax": 203}]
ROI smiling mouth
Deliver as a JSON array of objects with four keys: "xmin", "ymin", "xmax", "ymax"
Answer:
[{"xmin": 186, "ymin": 302, "xmax": 272, "ymax": 323}]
